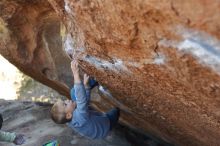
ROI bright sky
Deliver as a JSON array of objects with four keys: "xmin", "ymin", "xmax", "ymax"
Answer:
[{"xmin": 0, "ymin": 55, "xmax": 21, "ymax": 100}]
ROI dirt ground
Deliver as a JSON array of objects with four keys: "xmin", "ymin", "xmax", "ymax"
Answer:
[{"xmin": 0, "ymin": 100, "xmax": 161, "ymax": 146}]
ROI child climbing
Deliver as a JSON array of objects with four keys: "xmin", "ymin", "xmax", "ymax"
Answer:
[{"xmin": 50, "ymin": 59, "xmax": 120, "ymax": 139}]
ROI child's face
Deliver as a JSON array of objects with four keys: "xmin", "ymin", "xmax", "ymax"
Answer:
[{"xmin": 56, "ymin": 99, "xmax": 76, "ymax": 116}]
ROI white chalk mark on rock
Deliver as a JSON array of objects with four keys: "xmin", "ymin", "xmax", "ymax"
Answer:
[
  {"xmin": 84, "ymin": 55, "xmax": 130, "ymax": 73},
  {"xmin": 64, "ymin": 33, "xmax": 74, "ymax": 56},
  {"xmin": 153, "ymin": 53, "xmax": 166, "ymax": 65},
  {"xmin": 64, "ymin": 0, "xmax": 72, "ymax": 14},
  {"xmin": 159, "ymin": 26, "xmax": 220, "ymax": 74}
]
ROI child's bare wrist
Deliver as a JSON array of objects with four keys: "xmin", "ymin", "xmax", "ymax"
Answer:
[
  {"xmin": 73, "ymin": 70, "xmax": 79, "ymax": 74},
  {"xmin": 73, "ymin": 74, "xmax": 81, "ymax": 83},
  {"xmin": 73, "ymin": 72, "xmax": 80, "ymax": 77},
  {"xmin": 74, "ymin": 80, "xmax": 81, "ymax": 84}
]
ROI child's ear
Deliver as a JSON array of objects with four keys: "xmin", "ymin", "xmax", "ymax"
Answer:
[{"xmin": 66, "ymin": 112, "xmax": 72, "ymax": 120}]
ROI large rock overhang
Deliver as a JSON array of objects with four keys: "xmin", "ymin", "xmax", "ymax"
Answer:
[{"xmin": 1, "ymin": 0, "xmax": 220, "ymax": 146}]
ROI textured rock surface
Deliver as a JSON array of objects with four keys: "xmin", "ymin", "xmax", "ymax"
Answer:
[
  {"xmin": 0, "ymin": 0, "xmax": 72, "ymax": 97},
  {"xmin": 1, "ymin": 0, "xmax": 220, "ymax": 146}
]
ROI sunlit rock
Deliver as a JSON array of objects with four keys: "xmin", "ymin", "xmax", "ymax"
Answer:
[{"xmin": 1, "ymin": 0, "xmax": 220, "ymax": 146}]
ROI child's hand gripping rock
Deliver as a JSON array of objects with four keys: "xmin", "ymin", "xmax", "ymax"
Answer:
[{"xmin": 71, "ymin": 60, "xmax": 81, "ymax": 84}]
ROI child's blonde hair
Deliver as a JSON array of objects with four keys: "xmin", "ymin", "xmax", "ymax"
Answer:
[{"xmin": 50, "ymin": 102, "xmax": 70, "ymax": 124}]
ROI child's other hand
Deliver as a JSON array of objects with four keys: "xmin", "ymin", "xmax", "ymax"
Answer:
[
  {"xmin": 71, "ymin": 60, "xmax": 79, "ymax": 75},
  {"xmin": 83, "ymin": 74, "xmax": 90, "ymax": 88},
  {"xmin": 13, "ymin": 134, "xmax": 25, "ymax": 145}
]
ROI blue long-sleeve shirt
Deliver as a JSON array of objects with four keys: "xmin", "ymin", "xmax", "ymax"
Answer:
[{"xmin": 68, "ymin": 83, "xmax": 110, "ymax": 139}]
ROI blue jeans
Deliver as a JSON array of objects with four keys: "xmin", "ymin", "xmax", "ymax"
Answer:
[{"xmin": 106, "ymin": 108, "xmax": 120, "ymax": 130}]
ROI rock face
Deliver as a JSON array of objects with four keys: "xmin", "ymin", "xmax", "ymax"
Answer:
[
  {"xmin": 0, "ymin": 0, "xmax": 72, "ymax": 97},
  {"xmin": 1, "ymin": 0, "xmax": 220, "ymax": 146}
]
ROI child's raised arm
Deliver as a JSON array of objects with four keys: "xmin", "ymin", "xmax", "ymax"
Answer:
[
  {"xmin": 71, "ymin": 60, "xmax": 89, "ymax": 113},
  {"xmin": 71, "ymin": 60, "xmax": 81, "ymax": 84}
]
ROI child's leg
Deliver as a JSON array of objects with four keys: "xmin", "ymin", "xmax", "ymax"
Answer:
[{"xmin": 106, "ymin": 107, "xmax": 120, "ymax": 130}]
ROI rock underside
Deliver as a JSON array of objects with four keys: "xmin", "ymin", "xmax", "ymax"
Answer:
[{"xmin": 1, "ymin": 0, "xmax": 220, "ymax": 146}]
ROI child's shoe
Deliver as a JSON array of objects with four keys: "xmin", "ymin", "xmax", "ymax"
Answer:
[{"xmin": 89, "ymin": 78, "xmax": 99, "ymax": 89}]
